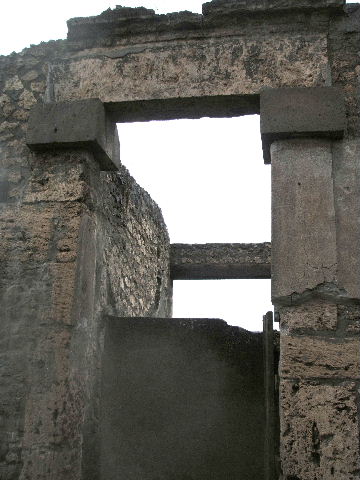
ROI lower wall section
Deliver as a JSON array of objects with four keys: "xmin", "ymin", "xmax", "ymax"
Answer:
[
  {"xmin": 278, "ymin": 303, "xmax": 360, "ymax": 480},
  {"xmin": 280, "ymin": 379, "xmax": 360, "ymax": 480},
  {"xmin": 0, "ymin": 148, "xmax": 171, "ymax": 480},
  {"xmin": 100, "ymin": 317, "xmax": 265, "ymax": 480}
]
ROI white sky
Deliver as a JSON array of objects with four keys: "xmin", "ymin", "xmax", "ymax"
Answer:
[
  {"xmin": 5, "ymin": 0, "xmax": 348, "ymax": 329},
  {"xmin": 0, "ymin": 1, "xmax": 204, "ymax": 56},
  {"xmin": 0, "ymin": 0, "xmax": 351, "ymax": 57},
  {"xmin": 120, "ymin": 116, "xmax": 271, "ymax": 331}
]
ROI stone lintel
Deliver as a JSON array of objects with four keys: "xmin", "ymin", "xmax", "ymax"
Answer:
[
  {"xmin": 170, "ymin": 243, "xmax": 271, "ymax": 280},
  {"xmin": 26, "ymin": 99, "xmax": 120, "ymax": 171},
  {"xmin": 111, "ymin": 94, "xmax": 259, "ymax": 123},
  {"xmin": 260, "ymin": 87, "xmax": 346, "ymax": 164}
]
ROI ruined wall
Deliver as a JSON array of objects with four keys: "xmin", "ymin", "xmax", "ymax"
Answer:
[
  {"xmin": 0, "ymin": 1, "xmax": 359, "ymax": 479},
  {"xmin": 0, "ymin": 45, "xmax": 170, "ymax": 480},
  {"xmin": 267, "ymin": 6, "xmax": 360, "ymax": 476}
]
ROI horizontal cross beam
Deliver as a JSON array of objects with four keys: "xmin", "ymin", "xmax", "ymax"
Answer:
[{"xmin": 170, "ymin": 243, "xmax": 271, "ymax": 280}]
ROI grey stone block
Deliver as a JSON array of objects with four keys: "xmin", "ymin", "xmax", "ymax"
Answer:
[
  {"xmin": 333, "ymin": 139, "xmax": 360, "ymax": 300},
  {"xmin": 271, "ymin": 139, "xmax": 337, "ymax": 304},
  {"xmin": 26, "ymin": 99, "xmax": 120, "ymax": 171},
  {"xmin": 170, "ymin": 243, "xmax": 271, "ymax": 279},
  {"xmin": 260, "ymin": 87, "xmax": 346, "ymax": 163}
]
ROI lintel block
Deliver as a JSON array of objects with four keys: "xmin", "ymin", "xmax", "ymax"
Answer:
[
  {"xmin": 171, "ymin": 243, "xmax": 271, "ymax": 280},
  {"xmin": 260, "ymin": 87, "xmax": 346, "ymax": 164},
  {"xmin": 26, "ymin": 99, "xmax": 120, "ymax": 171}
]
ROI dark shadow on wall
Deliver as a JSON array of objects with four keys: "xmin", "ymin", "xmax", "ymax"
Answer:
[{"xmin": 99, "ymin": 316, "xmax": 266, "ymax": 480}]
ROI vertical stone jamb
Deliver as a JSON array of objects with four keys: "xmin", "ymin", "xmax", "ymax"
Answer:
[
  {"xmin": 14, "ymin": 99, "xmax": 119, "ymax": 480},
  {"xmin": 261, "ymin": 87, "xmax": 360, "ymax": 479}
]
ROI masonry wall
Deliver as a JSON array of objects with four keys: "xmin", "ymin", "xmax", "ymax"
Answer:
[
  {"xmin": 0, "ymin": 1, "xmax": 359, "ymax": 479},
  {"xmin": 0, "ymin": 46, "xmax": 171, "ymax": 479}
]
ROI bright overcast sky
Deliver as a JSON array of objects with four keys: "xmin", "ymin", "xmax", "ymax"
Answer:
[
  {"xmin": 6, "ymin": 0, "xmax": 348, "ymax": 329},
  {"xmin": 0, "ymin": 1, "xmax": 204, "ymax": 56}
]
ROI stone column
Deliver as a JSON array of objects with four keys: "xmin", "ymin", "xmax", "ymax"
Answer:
[{"xmin": 261, "ymin": 87, "xmax": 360, "ymax": 479}]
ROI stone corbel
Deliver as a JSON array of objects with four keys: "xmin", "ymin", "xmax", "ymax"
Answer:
[
  {"xmin": 260, "ymin": 86, "xmax": 346, "ymax": 164},
  {"xmin": 26, "ymin": 98, "xmax": 120, "ymax": 171}
]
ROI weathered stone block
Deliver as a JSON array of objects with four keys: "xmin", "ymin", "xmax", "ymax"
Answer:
[
  {"xmin": 280, "ymin": 380, "xmax": 360, "ymax": 479},
  {"xmin": 281, "ymin": 335, "xmax": 360, "ymax": 379},
  {"xmin": 0, "ymin": 203, "xmax": 83, "ymax": 264},
  {"xmin": 279, "ymin": 303, "xmax": 338, "ymax": 332},
  {"xmin": 26, "ymin": 99, "xmax": 120, "ymax": 171},
  {"xmin": 23, "ymin": 151, "xmax": 90, "ymax": 204},
  {"xmin": 271, "ymin": 139, "xmax": 337, "ymax": 304},
  {"xmin": 333, "ymin": 139, "xmax": 360, "ymax": 300},
  {"xmin": 338, "ymin": 304, "xmax": 360, "ymax": 335},
  {"xmin": 261, "ymin": 87, "xmax": 346, "ymax": 163},
  {"xmin": 53, "ymin": 35, "xmax": 328, "ymax": 108}
]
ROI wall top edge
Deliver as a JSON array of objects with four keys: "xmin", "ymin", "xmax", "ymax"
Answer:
[
  {"xmin": 67, "ymin": 0, "xmax": 346, "ymax": 42},
  {"xmin": 202, "ymin": 0, "xmax": 345, "ymax": 15}
]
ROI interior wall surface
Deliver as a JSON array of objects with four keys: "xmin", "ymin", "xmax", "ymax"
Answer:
[
  {"xmin": 101, "ymin": 317, "xmax": 265, "ymax": 480},
  {"xmin": 0, "ymin": 1, "xmax": 359, "ymax": 479}
]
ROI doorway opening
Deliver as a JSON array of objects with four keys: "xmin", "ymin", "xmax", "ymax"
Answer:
[{"xmin": 117, "ymin": 115, "xmax": 271, "ymax": 330}]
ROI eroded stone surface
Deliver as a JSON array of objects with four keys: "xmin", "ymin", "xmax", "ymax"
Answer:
[
  {"xmin": 279, "ymin": 303, "xmax": 338, "ymax": 332},
  {"xmin": 338, "ymin": 304, "xmax": 360, "ymax": 334},
  {"xmin": 280, "ymin": 380, "xmax": 360, "ymax": 480},
  {"xmin": 281, "ymin": 335, "xmax": 360, "ymax": 379},
  {"xmin": 0, "ymin": 148, "xmax": 171, "ymax": 479},
  {"xmin": 53, "ymin": 35, "xmax": 328, "ymax": 106}
]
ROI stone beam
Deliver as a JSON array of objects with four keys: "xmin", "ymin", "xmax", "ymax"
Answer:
[
  {"xmin": 111, "ymin": 95, "xmax": 259, "ymax": 123},
  {"xmin": 260, "ymin": 87, "xmax": 346, "ymax": 164},
  {"xmin": 170, "ymin": 243, "xmax": 271, "ymax": 280},
  {"xmin": 26, "ymin": 99, "xmax": 120, "ymax": 171},
  {"xmin": 56, "ymin": 11, "xmax": 331, "ymax": 105}
]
